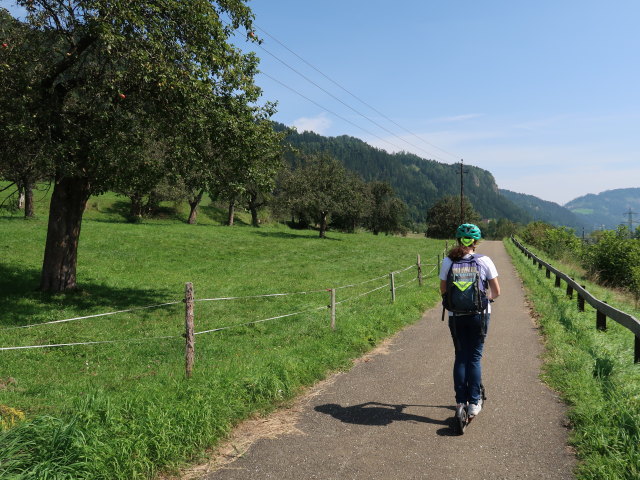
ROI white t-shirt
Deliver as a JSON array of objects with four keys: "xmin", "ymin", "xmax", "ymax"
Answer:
[{"xmin": 439, "ymin": 254, "xmax": 499, "ymax": 315}]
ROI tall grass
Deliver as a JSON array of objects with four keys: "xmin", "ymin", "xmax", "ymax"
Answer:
[
  {"xmin": 0, "ymin": 191, "xmax": 442, "ymax": 479},
  {"xmin": 505, "ymin": 239, "xmax": 640, "ymax": 480}
]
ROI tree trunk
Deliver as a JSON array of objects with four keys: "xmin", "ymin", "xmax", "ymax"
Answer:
[
  {"xmin": 40, "ymin": 176, "xmax": 91, "ymax": 292},
  {"xmin": 187, "ymin": 190, "xmax": 204, "ymax": 225},
  {"xmin": 319, "ymin": 211, "xmax": 328, "ymax": 238},
  {"xmin": 248, "ymin": 192, "xmax": 260, "ymax": 227},
  {"xmin": 146, "ymin": 192, "xmax": 160, "ymax": 215},
  {"xmin": 17, "ymin": 185, "xmax": 25, "ymax": 210},
  {"xmin": 23, "ymin": 179, "xmax": 35, "ymax": 218},
  {"xmin": 129, "ymin": 193, "xmax": 144, "ymax": 221},
  {"xmin": 227, "ymin": 200, "xmax": 235, "ymax": 226}
]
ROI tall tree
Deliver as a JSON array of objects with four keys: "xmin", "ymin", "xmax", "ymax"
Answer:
[
  {"xmin": 329, "ymin": 173, "xmax": 368, "ymax": 233},
  {"xmin": 276, "ymin": 153, "xmax": 352, "ymax": 238},
  {"xmin": 240, "ymin": 118, "xmax": 287, "ymax": 227},
  {"xmin": 426, "ymin": 195, "xmax": 481, "ymax": 239},
  {"xmin": 209, "ymin": 105, "xmax": 284, "ymax": 227},
  {"xmin": 364, "ymin": 181, "xmax": 408, "ymax": 235},
  {"xmin": 4, "ymin": 1, "xmax": 261, "ymax": 291}
]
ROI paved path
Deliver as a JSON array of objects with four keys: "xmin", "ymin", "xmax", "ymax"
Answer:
[{"xmin": 202, "ymin": 241, "xmax": 576, "ymax": 479}]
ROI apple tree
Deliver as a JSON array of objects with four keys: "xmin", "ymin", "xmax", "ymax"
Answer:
[
  {"xmin": 5, "ymin": 0, "xmax": 263, "ymax": 291},
  {"xmin": 276, "ymin": 153, "xmax": 353, "ymax": 238}
]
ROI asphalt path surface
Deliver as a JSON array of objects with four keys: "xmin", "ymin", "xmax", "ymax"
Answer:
[{"xmin": 202, "ymin": 241, "xmax": 576, "ymax": 480}]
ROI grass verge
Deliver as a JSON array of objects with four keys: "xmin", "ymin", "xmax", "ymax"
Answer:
[{"xmin": 505, "ymin": 238, "xmax": 640, "ymax": 480}]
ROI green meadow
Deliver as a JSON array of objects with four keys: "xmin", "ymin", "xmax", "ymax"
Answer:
[{"xmin": 0, "ymin": 190, "xmax": 443, "ymax": 479}]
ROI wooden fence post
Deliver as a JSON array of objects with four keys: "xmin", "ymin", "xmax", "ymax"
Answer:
[
  {"xmin": 390, "ymin": 272, "xmax": 396, "ymax": 303},
  {"xmin": 330, "ymin": 288, "xmax": 336, "ymax": 330},
  {"xmin": 555, "ymin": 274, "xmax": 561, "ymax": 288},
  {"xmin": 184, "ymin": 282, "xmax": 195, "ymax": 379},
  {"xmin": 417, "ymin": 254, "xmax": 423, "ymax": 287},
  {"xmin": 635, "ymin": 335, "xmax": 640, "ymax": 364},
  {"xmin": 437, "ymin": 254, "xmax": 441, "ymax": 274},
  {"xmin": 596, "ymin": 310, "xmax": 607, "ymax": 331},
  {"xmin": 546, "ymin": 267, "xmax": 551, "ymax": 279},
  {"xmin": 578, "ymin": 286, "xmax": 585, "ymax": 312},
  {"xmin": 566, "ymin": 284, "xmax": 573, "ymax": 299}
]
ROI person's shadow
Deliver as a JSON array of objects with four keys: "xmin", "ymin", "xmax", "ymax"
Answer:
[{"xmin": 314, "ymin": 402, "xmax": 454, "ymax": 428}]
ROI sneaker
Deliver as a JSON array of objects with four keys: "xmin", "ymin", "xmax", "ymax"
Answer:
[
  {"xmin": 455, "ymin": 403, "xmax": 466, "ymax": 418},
  {"xmin": 468, "ymin": 401, "xmax": 482, "ymax": 417}
]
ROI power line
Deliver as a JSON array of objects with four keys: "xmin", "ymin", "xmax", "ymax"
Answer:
[
  {"xmin": 259, "ymin": 71, "xmax": 411, "ymax": 153},
  {"xmin": 255, "ymin": 25, "xmax": 461, "ymax": 162},
  {"xmin": 257, "ymin": 44, "xmax": 446, "ymax": 162}
]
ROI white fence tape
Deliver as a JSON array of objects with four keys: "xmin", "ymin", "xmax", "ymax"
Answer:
[
  {"xmin": 335, "ymin": 283, "xmax": 390, "ymax": 306},
  {"xmin": 0, "ymin": 301, "xmax": 182, "ymax": 331},
  {"xmin": 395, "ymin": 277, "xmax": 419, "ymax": 289},
  {"xmin": 194, "ymin": 305, "xmax": 327, "ymax": 336},
  {"xmin": 195, "ymin": 290, "xmax": 328, "ymax": 302},
  {"xmin": 0, "ymin": 335, "xmax": 178, "ymax": 351}
]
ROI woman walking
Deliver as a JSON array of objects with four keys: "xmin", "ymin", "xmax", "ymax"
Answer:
[{"xmin": 439, "ymin": 224, "xmax": 500, "ymax": 427}]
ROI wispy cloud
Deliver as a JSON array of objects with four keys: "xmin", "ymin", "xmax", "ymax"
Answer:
[
  {"xmin": 434, "ymin": 113, "xmax": 483, "ymax": 123},
  {"xmin": 293, "ymin": 113, "xmax": 332, "ymax": 135}
]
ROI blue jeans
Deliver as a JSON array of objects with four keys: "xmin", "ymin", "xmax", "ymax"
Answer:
[{"xmin": 448, "ymin": 313, "xmax": 490, "ymax": 405}]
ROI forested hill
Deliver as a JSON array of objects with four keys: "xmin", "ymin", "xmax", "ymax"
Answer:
[
  {"xmin": 499, "ymin": 189, "xmax": 589, "ymax": 232},
  {"xmin": 565, "ymin": 188, "xmax": 640, "ymax": 230},
  {"xmin": 279, "ymin": 126, "xmax": 531, "ymax": 224}
]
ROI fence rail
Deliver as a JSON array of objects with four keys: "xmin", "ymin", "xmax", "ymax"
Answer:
[{"xmin": 511, "ymin": 236, "xmax": 640, "ymax": 363}]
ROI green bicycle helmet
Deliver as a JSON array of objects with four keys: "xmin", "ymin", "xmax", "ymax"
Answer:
[{"xmin": 455, "ymin": 223, "xmax": 481, "ymax": 246}]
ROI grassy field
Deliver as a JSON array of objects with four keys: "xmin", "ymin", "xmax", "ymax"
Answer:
[
  {"xmin": 505, "ymin": 238, "xmax": 640, "ymax": 480},
  {"xmin": 0, "ymin": 189, "xmax": 443, "ymax": 479}
]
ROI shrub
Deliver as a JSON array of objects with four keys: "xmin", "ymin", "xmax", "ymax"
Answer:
[
  {"xmin": 540, "ymin": 227, "xmax": 582, "ymax": 261},
  {"xmin": 582, "ymin": 227, "xmax": 640, "ymax": 293}
]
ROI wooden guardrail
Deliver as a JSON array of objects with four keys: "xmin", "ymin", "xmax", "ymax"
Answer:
[{"xmin": 511, "ymin": 236, "xmax": 640, "ymax": 363}]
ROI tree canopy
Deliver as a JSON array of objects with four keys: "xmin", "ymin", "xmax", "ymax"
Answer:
[
  {"xmin": 426, "ymin": 195, "xmax": 481, "ymax": 239},
  {"xmin": 0, "ymin": 1, "xmax": 274, "ymax": 292}
]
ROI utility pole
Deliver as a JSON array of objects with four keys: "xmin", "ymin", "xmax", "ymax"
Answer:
[{"xmin": 458, "ymin": 159, "xmax": 468, "ymax": 224}]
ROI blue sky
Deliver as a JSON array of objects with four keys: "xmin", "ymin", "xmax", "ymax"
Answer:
[
  {"xmin": 4, "ymin": 1, "xmax": 639, "ymax": 205},
  {"xmin": 244, "ymin": 0, "xmax": 640, "ymax": 205}
]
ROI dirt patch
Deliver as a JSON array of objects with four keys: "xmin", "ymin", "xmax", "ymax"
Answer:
[{"xmin": 0, "ymin": 377, "xmax": 17, "ymax": 390}]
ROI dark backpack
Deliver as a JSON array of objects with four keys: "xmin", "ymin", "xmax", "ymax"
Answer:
[{"xmin": 442, "ymin": 254, "xmax": 488, "ymax": 315}]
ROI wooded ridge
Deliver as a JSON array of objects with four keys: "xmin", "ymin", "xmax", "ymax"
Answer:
[{"xmin": 279, "ymin": 125, "xmax": 596, "ymax": 228}]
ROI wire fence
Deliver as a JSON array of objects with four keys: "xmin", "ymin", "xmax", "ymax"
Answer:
[{"xmin": 1, "ymin": 248, "xmax": 451, "ymax": 374}]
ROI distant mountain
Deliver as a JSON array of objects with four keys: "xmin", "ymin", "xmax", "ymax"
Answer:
[
  {"xmin": 499, "ymin": 189, "xmax": 589, "ymax": 232},
  {"xmin": 565, "ymin": 188, "xmax": 640, "ymax": 231},
  {"xmin": 279, "ymin": 126, "xmax": 531, "ymax": 225}
]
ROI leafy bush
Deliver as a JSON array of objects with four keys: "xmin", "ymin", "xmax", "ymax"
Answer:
[
  {"xmin": 582, "ymin": 227, "xmax": 640, "ymax": 288},
  {"xmin": 521, "ymin": 222, "xmax": 582, "ymax": 261},
  {"xmin": 540, "ymin": 227, "xmax": 582, "ymax": 261},
  {"xmin": 520, "ymin": 221, "xmax": 554, "ymax": 249}
]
